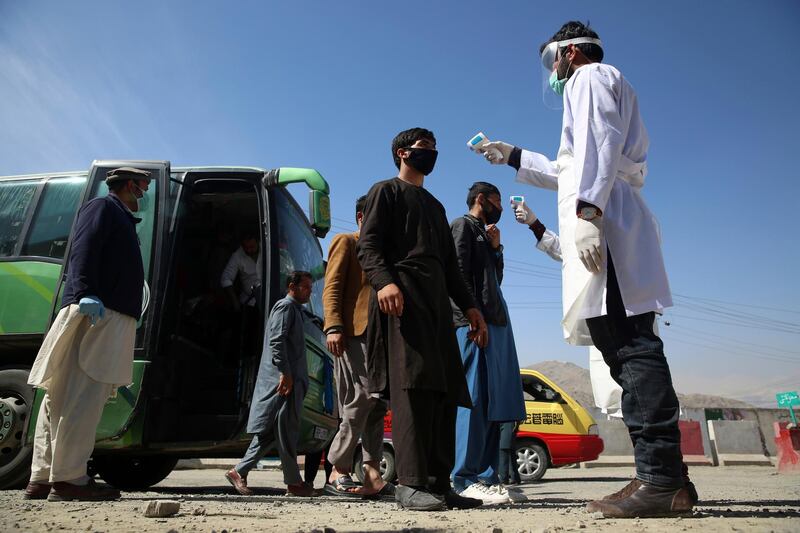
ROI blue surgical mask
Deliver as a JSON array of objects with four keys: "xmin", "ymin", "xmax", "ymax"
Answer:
[{"xmin": 549, "ymin": 70, "xmax": 567, "ymax": 96}]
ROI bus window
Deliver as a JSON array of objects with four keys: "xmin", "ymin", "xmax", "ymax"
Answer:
[
  {"xmin": 0, "ymin": 180, "xmax": 38, "ymax": 257},
  {"xmin": 274, "ymin": 188, "xmax": 324, "ymax": 320},
  {"xmin": 22, "ymin": 177, "xmax": 87, "ymax": 259}
]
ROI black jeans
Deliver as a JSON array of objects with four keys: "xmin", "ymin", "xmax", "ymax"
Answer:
[
  {"xmin": 497, "ymin": 421, "xmax": 520, "ymax": 484},
  {"xmin": 585, "ymin": 252, "xmax": 684, "ymax": 489}
]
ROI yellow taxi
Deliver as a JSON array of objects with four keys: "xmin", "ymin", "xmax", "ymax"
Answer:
[{"xmin": 514, "ymin": 369, "xmax": 604, "ymax": 481}]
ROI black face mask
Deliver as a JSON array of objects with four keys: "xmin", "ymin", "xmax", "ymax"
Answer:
[
  {"xmin": 481, "ymin": 199, "xmax": 502, "ymax": 225},
  {"xmin": 404, "ymin": 148, "xmax": 438, "ymax": 175}
]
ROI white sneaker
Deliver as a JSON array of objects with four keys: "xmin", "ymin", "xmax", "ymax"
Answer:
[
  {"xmin": 487, "ymin": 483, "xmax": 527, "ymax": 503},
  {"xmin": 459, "ymin": 483, "xmax": 510, "ymax": 505}
]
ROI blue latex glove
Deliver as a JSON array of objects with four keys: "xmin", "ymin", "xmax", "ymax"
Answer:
[{"xmin": 78, "ymin": 296, "xmax": 105, "ymax": 325}]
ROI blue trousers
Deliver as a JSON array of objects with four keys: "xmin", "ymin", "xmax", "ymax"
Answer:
[{"xmin": 452, "ymin": 327, "xmax": 501, "ymax": 492}]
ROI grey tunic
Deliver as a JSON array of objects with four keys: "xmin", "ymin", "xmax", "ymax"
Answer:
[{"xmin": 246, "ymin": 295, "xmax": 308, "ymax": 434}]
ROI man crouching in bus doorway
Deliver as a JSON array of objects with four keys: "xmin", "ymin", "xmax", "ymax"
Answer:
[
  {"xmin": 226, "ymin": 271, "xmax": 316, "ymax": 497},
  {"xmin": 25, "ymin": 167, "xmax": 151, "ymax": 501}
]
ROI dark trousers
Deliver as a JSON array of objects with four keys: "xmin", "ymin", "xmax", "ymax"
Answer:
[
  {"xmin": 497, "ymin": 421, "xmax": 521, "ymax": 484},
  {"xmin": 585, "ymin": 252, "xmax": 684, "ymax": 489},
  {"xmin": 304, "ymin": 445, "xmax": 333, "ymax": 486},
  {"xmin": 390, "ymin": 367, "xmax": 456, "ymax": 491}
]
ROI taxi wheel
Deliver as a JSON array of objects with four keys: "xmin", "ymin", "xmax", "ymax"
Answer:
[{"xmin": 515, "ymin": 440, "xmax": 549, "ymax": 481}]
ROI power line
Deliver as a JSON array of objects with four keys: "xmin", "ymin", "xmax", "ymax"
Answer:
[
  {"xmin": 673, "ymin": 298, "xmax": 800, "ymax": 330},
  {"xmin": 674, "ymin": 292, "xmax": 800, "ymax": 315},
  {"xmin": 664, "ymin": 336, "xmax": 798, "ymax": 364},
  {"xmin": 667, "ymin": 312, "xmax": 800, "ymax": 336},
  {"xmin": 665, "ymin": 322, "xmax": 799, "ymax": 357},
  {"xmin": 662, "ymin": 328, "xmax": 798, "ymax": 362}
]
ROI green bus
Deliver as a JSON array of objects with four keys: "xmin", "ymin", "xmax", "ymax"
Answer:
[{"xmin": 0, "ymin": 160, "xmax": 337, "ymax": 489}]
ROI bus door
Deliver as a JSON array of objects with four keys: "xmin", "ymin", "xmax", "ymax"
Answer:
[
  {"xmin": 144, "ymin": 170, "xmax": 267, "ymax": 444},
  {"xmin": 26, "ymin": 160, "xmax": 170, "ymax": 448}
]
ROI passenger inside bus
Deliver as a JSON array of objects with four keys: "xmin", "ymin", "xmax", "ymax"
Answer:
[{"xmin": 150, "ymin": 178, "xmax": 264, "ymax": 442}]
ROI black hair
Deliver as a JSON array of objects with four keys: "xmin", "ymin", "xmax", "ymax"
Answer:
[
  {"xmin": 540, "ymin": 20, "xmax": 603, "ymax": 64},
  {"xmin": 240, "ymin": 232, "xmax": 257, "ymax": 243},
  {"xmin": 466, "ymin": 181, "xmax": 500, "ymax": 208},
  {"xmin": 355, "ymin": 195, "xmax": 367, "ymax": 220},
  {"xmin": 286, "ymin": 270, "xmax": 313, "ymax": 288},
  {"xmin": 391, "ymin": 127, "xmax": 436, "ymax": 170}
]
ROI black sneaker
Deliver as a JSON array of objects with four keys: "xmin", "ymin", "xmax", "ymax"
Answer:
[{"xmin": 395, "ymin": 485, "xmax": 446, "ymax": 511}]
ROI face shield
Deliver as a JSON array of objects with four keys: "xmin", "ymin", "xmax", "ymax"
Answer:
[{"xmin": 540, "ymin": 36, "xmax": 603, "ymax": 110}]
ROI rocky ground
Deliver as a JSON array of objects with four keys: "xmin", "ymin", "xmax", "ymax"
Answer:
[{"xmin": 2, "ymin": 466, "xmax": 798, "ymax": 533}]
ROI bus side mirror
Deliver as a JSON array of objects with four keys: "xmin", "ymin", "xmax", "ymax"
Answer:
[{"xmin": 309, "ymin": 190, "xmax": 330, "ymax": 238}]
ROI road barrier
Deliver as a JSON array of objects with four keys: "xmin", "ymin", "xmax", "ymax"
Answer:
[{"xmin": 707, "ymin": 420, "xmax": 772, "ymax": 466}]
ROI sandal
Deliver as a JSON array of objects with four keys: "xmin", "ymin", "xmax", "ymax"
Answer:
[
  {"xmin": 323, "ymin": 475, "xmax": 362, "ymax": 498},
  {"xmin": 361, "ymin": 482, "xmax": 397, "ymax": 500}
]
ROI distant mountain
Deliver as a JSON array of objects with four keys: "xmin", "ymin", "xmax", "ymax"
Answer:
[{"xmin": 526, "ymin": 360, "xmax": 754, "ymax": 409}]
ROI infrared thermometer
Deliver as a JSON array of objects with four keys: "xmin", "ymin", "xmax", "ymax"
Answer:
[
  {"xmin": 510, "ymin": 195, "xmax": 525, "ymax": 208},
  {"xmin": 467, "ymin": 131, "xmax": 502, "ymax": 161}
]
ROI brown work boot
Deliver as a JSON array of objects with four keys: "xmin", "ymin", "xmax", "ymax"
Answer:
[
  {"xmin": 48, "ymin": 479, "xmax": 120, "ymax": 501},
  {"xmin": 23, "ymin": 482, "xmax": 52, "ymax": 500},
  {"xmin": 587, "ymin": 482, "xmax": 694, "ymax": 518},
  {"xmin": 586, "ymin": 478, "xmax": 642, "ymax": 512},
  {"xmin": 225, "ymin": 468, "xmax": 253, "ymax": 496}
]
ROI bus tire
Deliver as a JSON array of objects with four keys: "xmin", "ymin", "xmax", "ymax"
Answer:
[
  {"xmin": 0, "ymin": 367, "xmax": 34, "ymax": 490},
  {"xmin": 515, "ymin": 440, "xmax": 549, "ymax": 482},
  {"xmin": 93, "ymin": 456, "xmax": 178, "ymax": 490}
]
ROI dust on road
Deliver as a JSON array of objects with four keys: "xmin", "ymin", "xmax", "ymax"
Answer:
[{"xmin": 2, "ymin": 466, "xmax": 798, "ymax": 533}]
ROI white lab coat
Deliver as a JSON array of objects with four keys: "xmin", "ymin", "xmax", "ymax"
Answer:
[
  {"xmin": 531, "ymin": 227, "xmax": 623, "ymax": 417},
  {"xmin": 516, "ymin": 62, "xmax": 672, "ymax": 346}
]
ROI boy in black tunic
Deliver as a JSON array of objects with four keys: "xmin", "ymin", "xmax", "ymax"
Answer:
[{"xmin": 357, "ymin": 127, "xmax": 488, "ymax": 511}]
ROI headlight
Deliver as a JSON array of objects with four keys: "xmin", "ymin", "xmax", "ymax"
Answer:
[{"xmin": 588, "ymin": 424, "xmax": 599, "ymax": 435}]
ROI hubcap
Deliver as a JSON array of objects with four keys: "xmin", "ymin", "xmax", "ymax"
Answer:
[
  {"xmin": 516, "ymin": 447, "xmax": 541, "ymax": 476},
  {"xmin": 0, "ymin": 394, "xmax": 28, "ymax": 467}
]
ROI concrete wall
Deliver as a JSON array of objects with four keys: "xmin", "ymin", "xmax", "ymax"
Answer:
[
  {"xmin": 707, "ymin": 420, "xmax": 772, "ymax": 466},
  {"xmin": 584, "ymin": 405, "xmax": 794, "ymax": 466}
]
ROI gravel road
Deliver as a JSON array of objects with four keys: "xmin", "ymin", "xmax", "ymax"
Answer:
[{"xmin": 2, "ymin": 465, "xmax": 798, "ymax": 532}]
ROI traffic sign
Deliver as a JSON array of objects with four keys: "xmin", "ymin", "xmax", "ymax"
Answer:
[
  {"xmin": 776, "ymin": 391, "xmax": 799, "ymax": 426},
  {"xmin": 776, "ymin": 391, "xmax": 799, "ymax": 408}
]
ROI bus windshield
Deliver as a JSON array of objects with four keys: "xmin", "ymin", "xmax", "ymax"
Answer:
[{"xmin": 274, "ymin": 188, "xmax": 324, "ymax": 320}]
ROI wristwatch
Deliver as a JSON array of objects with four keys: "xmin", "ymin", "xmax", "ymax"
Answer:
[{"xmin": 578, "ymin": 206, "xmax": 602, "ymax": 221}]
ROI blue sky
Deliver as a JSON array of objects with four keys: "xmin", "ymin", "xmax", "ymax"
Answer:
[{"xmin": 2, "ymin": 1, "xmax": 798, "ymax": 405}]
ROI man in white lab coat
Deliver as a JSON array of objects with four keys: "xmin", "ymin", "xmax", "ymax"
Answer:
[{"xmin": 480, "ymin": 21, "xmax": 695, "ymax": 518}]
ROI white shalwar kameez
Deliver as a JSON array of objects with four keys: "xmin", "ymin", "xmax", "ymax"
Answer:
[
  {"xmin": 28, "ymin": 305, "xmax": 135, "ymax": 483},
  {"xmin": 515, "ymin": 62, "xmax": 672, "ymax": 346}
]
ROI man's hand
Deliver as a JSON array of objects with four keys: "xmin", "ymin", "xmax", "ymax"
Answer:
[
  {"xmin": 486, "ymin": 224, "xmax": 501, "ymax": 249},
  {"xmin": 480, "ymin": 141, "xmax": 514, "ymax": 165},
  {"xmin": 277, "ymin": 373, "xmax": 294, "ymax": 396},
  {"xmin": 326, "ymin": 331, "xmax": 346, "ymax": 357},
  {"xmin": 575, "ymin": 217, "xmax": 603, "ymax": 274},
  {"xmin": 513, "ymin": 201, "xmax": 537, "ymax": 226},
  {"xmin": 465, "ymin": 308, "xmax": 488, "ymax": 348},
  {"xmin": 377, "ymin": 283, "xmax": 404, "ymax": 316}
]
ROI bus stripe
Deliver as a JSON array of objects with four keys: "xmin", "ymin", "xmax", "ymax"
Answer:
[{"xmin": 0, "ymin": 263, "xmax": 54, "ymax": 302}]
